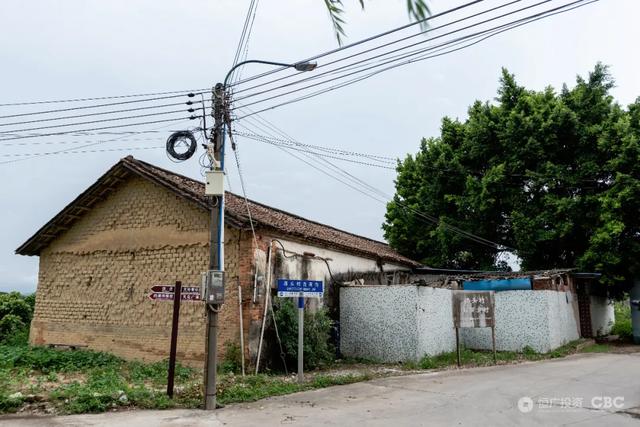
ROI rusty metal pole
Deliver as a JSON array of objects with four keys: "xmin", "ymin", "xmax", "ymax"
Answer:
[{"xmin": 167, "ymin": 281, "xmax": 182, "ymax": 398}]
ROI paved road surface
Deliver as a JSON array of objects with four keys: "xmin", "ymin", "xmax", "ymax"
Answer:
[{"xmin": 2, "ymin": 352, "xmax": 639, "ymax": 426}]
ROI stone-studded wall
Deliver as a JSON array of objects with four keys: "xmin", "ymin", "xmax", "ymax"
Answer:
[
  {"xmin": 416, "ymin": 287, "xmax": 456, "ymax": 357},
  {"xmin": 30, "ymin": 177, "xmax": 260, "ymax": 367},
  {"xmin": 340, "ymin": 286, "xmax": 418, "ymax": 362},
  {"xmin": 460, "ymin": 290, "xmax": 580, "ymax": 353},
  {"xmin": 341, "ymin": 286, "xmax": 583, "ymax": 361}
]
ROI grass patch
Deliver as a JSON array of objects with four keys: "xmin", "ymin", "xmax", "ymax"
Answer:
[
  {"xmin": 581, "ymin": 343, "xmax": 611, "ymax": 353},
  {"xmin": 217, "ymin": 373, "xmax": 371, "ymax": 405},
  {"xmin": 0, "ymin": 343, "xmax": 199, "ymax": 415},
  {"xmin": 0, "ymin": 343, "xmax": 377, "ymax": 415},
  {"xmin": 0, "ymin": 337, "xmax": 609, "ymax": 415},
  {"xmin": 416, "ymin": 340, "xmax": 585, "ymax": 369}
]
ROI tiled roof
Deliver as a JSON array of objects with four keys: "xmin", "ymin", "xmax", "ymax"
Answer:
[{"xmin": 17, "ymin": 156, "xmax": 420, "ymax": 267}]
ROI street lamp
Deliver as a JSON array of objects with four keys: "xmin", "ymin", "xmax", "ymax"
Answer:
[
  {"xmin": 223, "ymin": 59, "xmax": 318, "ymax": 87},
  {"xmin": 203, "ymin": 59, "xmax": 317, "ymax": 411}
]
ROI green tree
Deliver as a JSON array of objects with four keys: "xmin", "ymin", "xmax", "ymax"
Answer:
[
  {"xmin": 383, "ymin": 64, "xmax": 639, "ymax": 289},
  {"xmin": 323, "ymin": 0, "xmax": 430, "ymax": 45},
  {"xmin": 0, "ymin": 292, "xmax": 35, "ymax": 344}
]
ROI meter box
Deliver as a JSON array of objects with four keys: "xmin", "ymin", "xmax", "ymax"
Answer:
[
  {"xmin": 205, "ymin": 170, "xmax": 224, "ymax": 196},
  {"xmin": 201, "ymin": 270, "xmax": 225, "ymax": 304}
]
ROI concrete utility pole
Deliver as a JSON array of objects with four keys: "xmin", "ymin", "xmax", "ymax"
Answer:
[
  {"xmin": 204, "ymin": 82, "xmax": 225, "ymax": 410},
  {"xmin": 203, "ymin": 59, "xmax": 316, "ymax": 411}
]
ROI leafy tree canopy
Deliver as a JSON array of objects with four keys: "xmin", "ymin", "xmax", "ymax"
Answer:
[{"xmin": 383, "ymin": 64, "xmax": 639, "ymax": 290}]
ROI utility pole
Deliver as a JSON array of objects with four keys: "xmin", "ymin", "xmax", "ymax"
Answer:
[
  {"xmin": 202, "ymin": 60, "xmax": 316, "ymax": 410},
  {"xmin": 204, "ymin": 82, "xmax": 225, "ymax": 410}
]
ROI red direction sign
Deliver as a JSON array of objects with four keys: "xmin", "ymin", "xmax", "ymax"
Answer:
[
  {"xmin": 150, "ymin": 285, "xmax": 200, "ymax": 294},
  {"xmin": 148, "ymin": 292, "xmax": 201, "ymax": 301}
]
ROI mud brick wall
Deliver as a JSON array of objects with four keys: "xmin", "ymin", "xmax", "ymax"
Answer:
[{"xmin": 30, "ymin": 176, "xmax": 261, "ymax": 368}]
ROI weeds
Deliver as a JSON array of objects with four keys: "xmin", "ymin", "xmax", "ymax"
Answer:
[
  {"xmin": 416, "ymin": 340, "xmax": 584, "ymax": 369},
  {"xmin": 611, "ymin": 300, "xmax": 633, "ymax": 341}
]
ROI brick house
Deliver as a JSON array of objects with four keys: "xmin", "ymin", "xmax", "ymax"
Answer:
[{"xmin": 16, "ymin": 156, "xmax": 418, "ymax": 367}]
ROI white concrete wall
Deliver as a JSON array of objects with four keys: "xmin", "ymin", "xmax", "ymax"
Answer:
[
  {"xmin": 590, "ymin": 296, "xmax": 615, "ymax": 336},
  {"xmin": 547, "ymin": 291, "xmax": 580, "ymax": 350},
  {"xmin": 341, "ymin": 286, "xmax": 584, "ymax": 362},
  {"xmin": 460, "ymin": 291, "xmax": 580, "ymax": 353},
  {"xmin": 416, "ymin": 287, "xmax": 456, "ymax": 357},
  {"xmin": 272, "ymin": 237, "xmax": 407, "ymax": 282},
  {"xmin": 340, "ymin": 286, "xmax": 418, "ymax": 362}
]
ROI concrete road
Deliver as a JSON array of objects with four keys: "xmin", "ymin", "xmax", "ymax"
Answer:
[{"xmin": 2, "ymin": 352, "xmax": 639, "ymax": 426}]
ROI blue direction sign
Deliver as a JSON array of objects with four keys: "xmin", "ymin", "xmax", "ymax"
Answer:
[{"xmin": 277, "ymin": 279, "xmax": 324, "ymax": 298}]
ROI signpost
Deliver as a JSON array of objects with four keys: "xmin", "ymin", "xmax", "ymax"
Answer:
[
  {"xmin": 167, "ymin": 282, "xmax": 182, "ymax": 398},
  {"xmin": 277, "ymin": 279, "xmax": 324, "ymax": 383},
  {"xmin": 151, "ymin": 285, "xmax": 201, "ymax": 294},
  {"xmin": 148, "ymin": 285, "xmax": 201, "ymax": 301},
  {"xmin": 149, "ymin": 292, "xmax": 201, "ymax": 301},
  {"xmin": 148, "ymin": 282, "xmax": 201, "ymax": 397},
  {"xmin": 452, "ymin": 290, "xmax": 496, "ymax": 367}
]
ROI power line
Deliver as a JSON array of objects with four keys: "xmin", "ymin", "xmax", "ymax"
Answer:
[
  {"xmin": 0, "ymin": 119, "xmax": 193, "ymax": 165},
  {"xmin": 0, "ymin": 117, "xmax": 196, "ymax": 142},
  {"xmin": 0, "ymin": 92, "xmax": 204, "ymax": 120},
  {"xmin": 234, "ymin": 130, "xmax": 396, "ymax": 169},
  {"xmin": 238, "ymin": 131, "xmax": 396, "ymax": 169},
  {"xmin": 1, "ymin": 144, "xmax": 164, "ymax": 157},
  {"xmin": 227, "ymin": 128, "xmax": 259, "ymax": 250},
  {"xmin": 0, "ymin": 128, "xmax": 198, "ymax": 141},
  {"xmin": 234, "ymin": 116, "xmax": 509, "ymax": 250},
  {"xmin": 229, "ymin": 0, "xmax": 487, "ymax": 88},
  {"xmin": 231, "ymin": 0, "xmax": 581, "ymax": 109},
  {"xmin": 0, "ymin": 89, "xmax": 208, "ymax": 107},
  {"xmin": 231, "ymin": 0, "xmax": 523, "ymax": 97},
  {"xmin": 231, "ymin": 0, "xmax": 259, "ymax": 70},
  {"xmin": 233, "ymin": 0, "xmax": 596, "ymax": 119},
  {"xmin": 0, "ymin": 107, "xmax": 203, "ymax": 135},
  {"xmin": 0, "ymin": 135, "xmax": 165, "ymax": 147},
  {"xmin": 233, "ymin": 120, "xmax": 395, "ymax": 162},
  {"xmin": 0, "ymin": 100, "xmax": 203, "ymax": 128}
]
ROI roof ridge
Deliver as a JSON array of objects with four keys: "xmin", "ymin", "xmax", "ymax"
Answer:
[
  {"xmin": 125, "ymin": 156, "xmax": 394, "ymax": 248},
  {"xmin": 17, "ymin": 155, "xmax": 419, "ymax": 266}
]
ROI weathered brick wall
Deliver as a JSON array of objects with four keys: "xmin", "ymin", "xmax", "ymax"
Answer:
[{"xmin": 30, "ymin": 177, "xmax": 257, "ymax": 367}]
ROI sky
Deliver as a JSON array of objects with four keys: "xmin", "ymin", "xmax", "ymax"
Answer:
[{"xmin": 1, "ymin": 0, "xmax": 639, "ymax": 293}]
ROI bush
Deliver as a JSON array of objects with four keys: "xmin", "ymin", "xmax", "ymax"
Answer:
[
  {"xmin": 220, "ymin": 341, "xmax": 243, "ymax": 374},
  {"xmin": 0, "ymin": 293, "xmax": 34, "ymax": 344},
  {"xmin": 273, "ymin": 298, "xmax": 334, "ymax": 370},
  {"xmin": 611, "ymin": 300, "xmax": 633, "ymax": 341}
]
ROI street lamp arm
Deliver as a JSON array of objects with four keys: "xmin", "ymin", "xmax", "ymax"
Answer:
[{"xmin": 223, "ymin": 59, "xmax": 317, "ymax": 87}]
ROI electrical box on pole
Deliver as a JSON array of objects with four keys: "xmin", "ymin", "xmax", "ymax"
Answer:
[
  {"xmin": 205, "ymin": 170, "xmax": 225, "ymax": 196},
  {"xmin": 202, "ymin": 270, "xmax": 225, "ymax": 304}
]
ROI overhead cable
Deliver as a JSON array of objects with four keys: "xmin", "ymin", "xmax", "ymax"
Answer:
[
  {"xmin": 0, "ymin": 92, "xmax": 203, "ymax": 120},
  {"xmin": 0, "ymin": 117, "xmax": 196, "ymax": 142},
  {"xmin": 0, "ymin": 89, "xmax": 207, "ymax": 108},
  {"xmin": 234, "ymin": 116, "xmax": 509, "ymax": 250},
  {"xmin": 0, "ymin": 107, "xmax": 204, "ymax": 134},
  {"xmin": 0, "ymin": 100, "xmax": 203, "ymax": 128},
  {"xmin": 229, "ymin": 0, "xmax": 487, "ymax": 87},
  {"xmin": 232, "ymin": 0, "xmax": 581, "ymax": 108},
  {"xmin": 234, "ymin": 0, "xmax": 597, "ymax": 119},
  {"xmin": 231, "ymin": 0, "xmax": 523, "ymax": 97}
]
